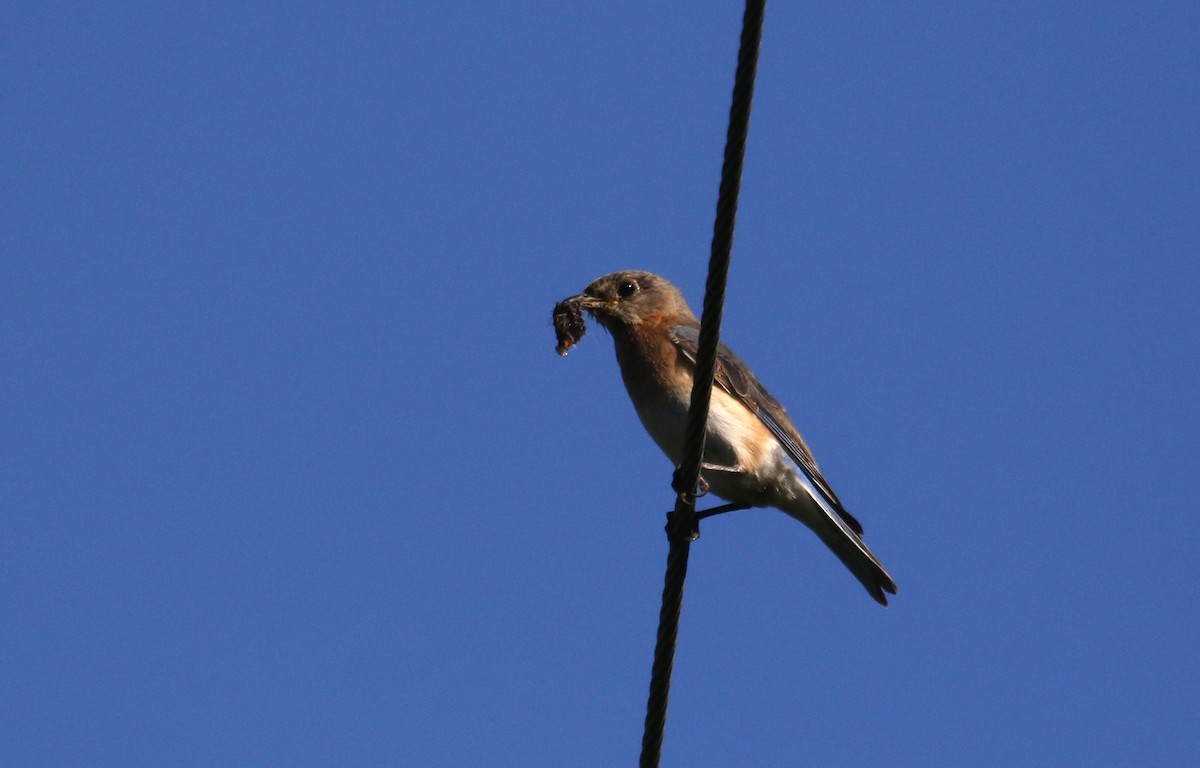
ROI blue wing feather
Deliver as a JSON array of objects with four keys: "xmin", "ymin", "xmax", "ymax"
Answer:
[{"xmin": 668, "ymin": 324, "xmax": 864, "ymax": 536}]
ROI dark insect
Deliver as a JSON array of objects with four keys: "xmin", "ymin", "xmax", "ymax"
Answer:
[{"xmin": 553, "ymin": 298, "xmax": 587, "ymax": 356}]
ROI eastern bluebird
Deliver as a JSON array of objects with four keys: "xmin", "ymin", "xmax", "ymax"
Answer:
[{"xmin": 562, "ymin": 270, "xmax": 897, "ymax": 605}]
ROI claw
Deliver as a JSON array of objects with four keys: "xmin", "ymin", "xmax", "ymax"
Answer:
[{"xmin": 664, "ymin": 509, "xmax": 701, "ymax": 542}]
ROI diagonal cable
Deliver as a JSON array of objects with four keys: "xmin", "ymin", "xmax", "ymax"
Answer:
[{"xmin": 639, "ymin": 2, "xmax": 766, "ymax": 766}]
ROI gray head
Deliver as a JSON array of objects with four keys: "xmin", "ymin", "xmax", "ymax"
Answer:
[{"xmin": 575, "ymin": 271, "xmax": 697, "ymax": 333}]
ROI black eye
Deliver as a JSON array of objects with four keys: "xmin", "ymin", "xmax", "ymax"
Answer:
[{"xmin": 617, "ymin": 279, "xmax": 638, "ymax": 298}]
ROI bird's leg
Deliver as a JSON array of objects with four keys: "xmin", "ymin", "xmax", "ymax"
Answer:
[
  {"xmin": 673, "ymin": 461, "xmax": 747, "ymax": 498},
  {"xmin": 669, "ymin": 461, "xmax": 752, "ymax": 532},
  {"xmin": 701, "ymin": 461, "xmax": 745, "ymax": 475},
  {"xmin": 693, "ymin": 461, "xmax": 753, "ymax": 520},
  {"xmin": 696, "ymin": 502, "xmax": 751, "ymax": 520},
  {"xmin": 695, "ymin": 461, "xmax": 749, "ymax": 503}
]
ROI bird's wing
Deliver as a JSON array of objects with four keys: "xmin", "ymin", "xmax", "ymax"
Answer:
[{"xmin": 668, "ymin": 323, "xmax": 864, "ymax": 537}]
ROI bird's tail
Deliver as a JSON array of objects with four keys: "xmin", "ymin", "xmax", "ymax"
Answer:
[
  {"xmin": 815, "ymin": 523, "xmax": 897, "ymax": 606},
  {"xmin": 782, "ymin": 496, "xmax": 898, "ymax": 606}
]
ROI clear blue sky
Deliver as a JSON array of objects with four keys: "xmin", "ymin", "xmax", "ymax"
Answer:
[{"xmin": 3, "ymin": 3, "xmax": 1197, "ymax": 766}]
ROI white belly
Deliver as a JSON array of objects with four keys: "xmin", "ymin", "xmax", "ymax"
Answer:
[{"xmin": 632, "ymin": 384, "xmax": 779, "ymax": 505}]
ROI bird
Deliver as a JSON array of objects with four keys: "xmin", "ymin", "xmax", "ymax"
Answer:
[{"xmin": 567, "ymin": 270, "xmax": 897, "ymax": 605}]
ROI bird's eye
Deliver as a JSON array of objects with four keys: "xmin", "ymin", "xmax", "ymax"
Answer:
[{"xmin": 617, "ymin": 279, "xmax": 638, "ymax": 298}]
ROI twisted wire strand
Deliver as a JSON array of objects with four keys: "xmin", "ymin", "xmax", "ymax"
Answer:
[{"xmin": 640, "ymin": 2, "xmax": 766, "ymax": 766}]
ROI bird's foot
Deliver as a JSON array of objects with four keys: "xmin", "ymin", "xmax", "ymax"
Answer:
[
  {"xmin": 664, "ymin": 509, "xmax": 701, "ymax": 542},
  {"xmin": 671, "ymin": 468, "xmax": 709, "ymax": 500}
]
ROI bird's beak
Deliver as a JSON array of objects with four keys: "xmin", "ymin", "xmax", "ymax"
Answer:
[{"xmin": 573, "ymin": 293, "xmax": 610, "ymax": 314}]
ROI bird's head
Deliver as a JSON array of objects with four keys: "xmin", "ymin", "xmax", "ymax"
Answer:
[{"xmin": 575, "ymin": 271, "xmax": 695, "ymax": 333}]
